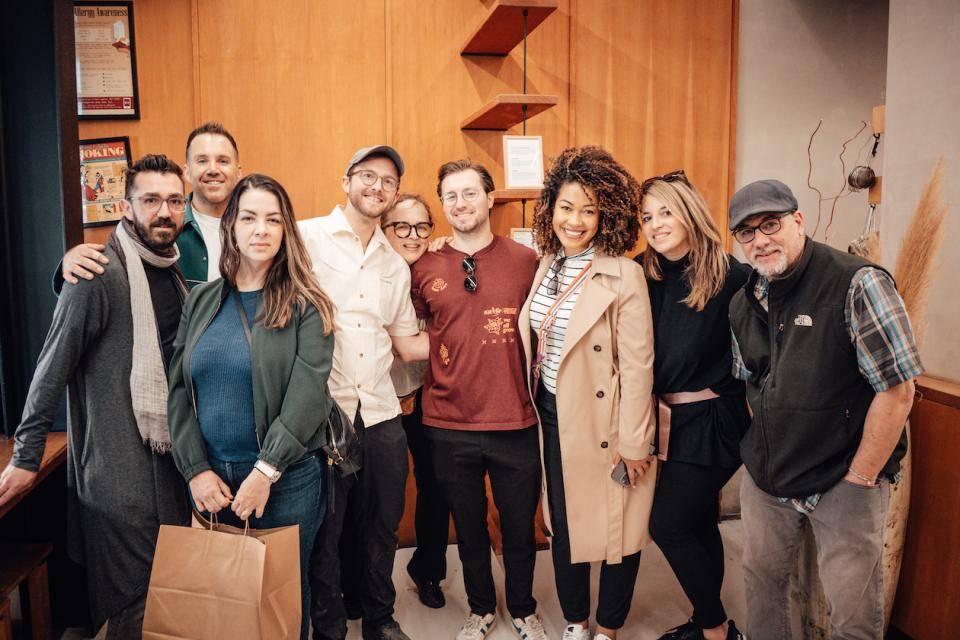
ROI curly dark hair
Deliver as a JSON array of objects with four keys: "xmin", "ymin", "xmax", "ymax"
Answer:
[{"xmin": 532, "ymin": 146, "xmax": 642, "ymax": 257}]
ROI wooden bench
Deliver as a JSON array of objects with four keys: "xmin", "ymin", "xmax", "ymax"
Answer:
[{"xmin": 0, "ymin": 542, "xmax": 53, "ymax": 640}]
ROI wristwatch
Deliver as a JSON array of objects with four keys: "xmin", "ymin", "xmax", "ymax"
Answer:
[{"xmin": 254, "ymin": 460, "xmax": 281, "ymax": 483}]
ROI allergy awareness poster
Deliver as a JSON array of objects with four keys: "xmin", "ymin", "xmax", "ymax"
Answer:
[{"xmin": 74, "ymin": 2, "xmax": 140, "ymax": 119}]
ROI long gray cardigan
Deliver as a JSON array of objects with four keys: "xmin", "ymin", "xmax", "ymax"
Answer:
[{"xmin": 12, "ymin": 246, "xmax": 190, "ymax": 629}]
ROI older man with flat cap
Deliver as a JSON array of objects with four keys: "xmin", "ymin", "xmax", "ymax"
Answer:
[
  {"xmin": 300, "ymin": 145, "xmax": 420, "ymax": 640},
  {"xmin": 726, "ymin": 179, "xmax": 922, "ymax": 639}
]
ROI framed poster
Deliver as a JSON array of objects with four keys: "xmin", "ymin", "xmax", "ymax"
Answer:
[
  {"xmin": 80, "ymin": 137, "xmax": 131, "ymax": 227},
  {"xmin": 74, "ymin": 1, "xmax": 140, "ymax": 119},
  {"xmin": 503, "ymin": 135, "xmax": 544, "ymax": 189}
]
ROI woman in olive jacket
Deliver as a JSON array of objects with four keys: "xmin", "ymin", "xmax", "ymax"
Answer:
[{"xmin": 168, "ymin": 174, "xmax": 336, "ymax": 640}]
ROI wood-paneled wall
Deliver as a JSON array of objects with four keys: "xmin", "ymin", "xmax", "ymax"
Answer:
[
  {"xmin": 891, "ymin": 376, "xmax": 960, "ymax": 639},
  {"xmin": 80, "ymin": 0, "xmax": 739, "ymax": 245}
]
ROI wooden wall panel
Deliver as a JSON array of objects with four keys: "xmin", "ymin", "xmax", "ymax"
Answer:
[
  {"xmin": 891, "ymin": 379, "xmax": 960, "ymax": 638},
  {"xmin": 79, "ymin": 0, "xmax": 196, "ymax": 244},
  {"xmin": 195, "ymin": 0, "xmax": 389, "ymax": 220},
  {"xmin": 389, "ymin": 0, "xmax": 571, "ymax": 238},
  {"xmin": 573, "ymin": 0, "xmax": 737, "ymax": 244}
]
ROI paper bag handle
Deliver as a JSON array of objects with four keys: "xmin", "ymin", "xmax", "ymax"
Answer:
[{"xmin": 192, "ymin": 508, "xmax": 251, "ymax": 537}]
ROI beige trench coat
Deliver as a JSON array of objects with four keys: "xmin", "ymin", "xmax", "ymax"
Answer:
[{"xmin": 519, "ymin": 252, "xmax": 657, "ymax": 564}]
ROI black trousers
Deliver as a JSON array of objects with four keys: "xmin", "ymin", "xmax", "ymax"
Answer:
[
  {"xmin": 428, "ymin": 425, "xmax": 541, "ymax": 619},
  {"xmin": 537, "ymin": 386, "xmax": 641, "ymax": 630},
  {"xmin": 309, "ymin": 412, "xmax": 409, "ymax": 638},
  {"xmin": 402, "ymin": 388, "xmax": 451, "ymax": 582},
  {"xmin": 649, "ymin": 459, "xmax": 737, "ymax": 628}
]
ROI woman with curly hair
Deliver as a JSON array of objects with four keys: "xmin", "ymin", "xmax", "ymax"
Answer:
[
  {"xmin": 519, "ymin": 146, "xmax": 657, "ymax": 640},
  {"xmin": 638, "ymin": 171, "xmax": 748, "ymax": 640}
]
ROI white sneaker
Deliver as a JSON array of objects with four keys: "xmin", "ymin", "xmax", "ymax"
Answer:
[
  {"xmin": 511, "ymin": 613, "xmax": 547, "ymax": 640},
  {"xmin": 456, "ymin": 612, "xmax": 497, "ymax": 640},
  {"xmin": 562, "ymin": 623, "xmax": 590, "ymax": 640},
  {"xmin": 593, "ymin": 634, "xmax": 614, "ymax": 640}
]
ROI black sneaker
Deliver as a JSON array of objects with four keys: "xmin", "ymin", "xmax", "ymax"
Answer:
[
  {"xmin": 362, "ymin": 619, "xmax": 411, "ymax": 640},
  {"xmin": 407, "ymin": 564, "xmax": 446, "ymax": 609},
  {"xmin": 726, "ymin": 620, "xmax": 744, "ymax": 640},
  {"xmin": 658, "ymin": 619, "xmax": 703, "ymax": 640}
]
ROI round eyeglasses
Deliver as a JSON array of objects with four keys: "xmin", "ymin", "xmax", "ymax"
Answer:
[
  {"xmin": 350, "ymin": 169, "xmax": 399, "ymax": 192},
  {"xmin": 382, "ymin": 221, "xmax": 435, "ymax": 239}
]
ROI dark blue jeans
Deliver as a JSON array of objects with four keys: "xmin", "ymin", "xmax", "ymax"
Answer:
[{"xmin": 208, "ymin": 454, "xmax": 325, "ymax": 640}]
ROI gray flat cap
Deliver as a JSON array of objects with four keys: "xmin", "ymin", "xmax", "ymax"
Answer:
[
  {"xmin": 728, "ymin": 179, "xmax": 798, "ymax": 229},
  {"xmin": 346, "ymin": 145, "xmax": 405, "ymax": 177}
]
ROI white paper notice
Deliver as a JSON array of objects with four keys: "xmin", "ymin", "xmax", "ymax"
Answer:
[{"xmin": 503, "ymin": 136, "xmax": 544, "ymax": 189}]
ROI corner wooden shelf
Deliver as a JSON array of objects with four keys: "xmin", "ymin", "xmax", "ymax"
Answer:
[
  {"xmin": 491, "ymin": 188, "xmax": 542, "ymax": 204},
  {"xmin": 461, "ymin": 0, "xmax": 559, "ymax": 56},
  {"xmin": 460, "ymin": 93, "xmax": 557, "ymax": 131}
]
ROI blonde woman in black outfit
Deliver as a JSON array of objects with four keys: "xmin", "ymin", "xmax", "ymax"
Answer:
[{"xmin": 637, "ymin": 172, "xmax": 748, "ymax": 640}]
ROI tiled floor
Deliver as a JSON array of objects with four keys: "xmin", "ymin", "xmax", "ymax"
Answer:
[{"xmin": 60, "ymin": 520, "xmax": 746, "ymax": 639}]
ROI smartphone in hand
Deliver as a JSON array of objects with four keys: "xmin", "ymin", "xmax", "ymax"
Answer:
[{"xmin": 611, "ymin": 460, "xmax": 632, "ymax": 487}]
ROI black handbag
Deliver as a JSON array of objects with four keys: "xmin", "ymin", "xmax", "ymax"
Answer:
[{"xmin": 320, "ymin": 401, "xmax": 362, "ymax": 478}]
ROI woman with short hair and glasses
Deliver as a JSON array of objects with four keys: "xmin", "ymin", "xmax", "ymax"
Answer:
[
  {"xmin": 518, "ymin": 146, "xmax": 657, "ymax": 640},
  {"xmin": 638, "ymin": 170, "xmax": 748, "ymax": 640},
  {"xmin": 378, "ymin": 194, "xmax": 452, "ymax": 610},
  {"xmin": 168, "ymin": 173, "xmax": 336, "ymax": 640}
]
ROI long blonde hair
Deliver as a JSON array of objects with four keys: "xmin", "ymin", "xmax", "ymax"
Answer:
[
  {"xmin": 641, "ymin": 178, "xmax": 728, "ymax": 311},
  {"xmin": 220, "ymin": 174, "xmax": 336, "ymax": 333}
]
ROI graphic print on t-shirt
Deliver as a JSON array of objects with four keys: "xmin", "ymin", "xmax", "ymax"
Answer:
[{"xmin": 410, "ymin": 236, "xmax": 539, "ymax": 430}]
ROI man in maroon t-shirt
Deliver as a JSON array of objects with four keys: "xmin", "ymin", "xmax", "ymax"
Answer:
[{"xmin": 409, "ymin": 160, "xmax": 545, "ymax": 640}]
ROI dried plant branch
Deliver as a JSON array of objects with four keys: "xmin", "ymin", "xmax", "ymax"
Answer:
[
  {"xmin": 893, "ymin": 158, "xmax": 949, "ymax": 346},
  {"xmin": 806, "ymin": 120, "xmax": 825, "ymax": 237},
  {"xmin": 824, "ymin": 120, "xmax": 868, "ymax": 241}
]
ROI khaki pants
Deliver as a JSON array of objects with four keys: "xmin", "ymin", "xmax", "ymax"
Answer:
[{"xmin": 740, "ymin": 472, "xmax": 888, "ymax": 640}]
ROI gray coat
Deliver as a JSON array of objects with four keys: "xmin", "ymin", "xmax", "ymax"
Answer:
[{"xmin": 12, "ymin": 247, "xmax": 190, "ymax": 628}]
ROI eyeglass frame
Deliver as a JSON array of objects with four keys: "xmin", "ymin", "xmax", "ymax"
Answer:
[
  {"xmin": 440, "ymin": 189, "xmax": 484, "ymax": 207},
  {"xmin": 127, "ymin": 194, "xmax": 188, "ymax": 213},
  {"xmin": 732, "ymin": 211, "xmax": 796, "ymax": 244},
  {"xmin": 382, "ymin": 220, "xmax": 435, "ymax": 239},
  {"xmin": 348, "ymin": 168, "xmax": 400, "ymax": 192},
  {"xmin": 462, "ymin": 255, "xmax": 478, "ymax": 292}
]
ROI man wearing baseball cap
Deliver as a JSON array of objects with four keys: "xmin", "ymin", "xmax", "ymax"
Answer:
[
  {"xmin": 300, "ymin": 145, "xmax": 419, "ymax": 640},
  {"xmin": 726, "ymin": 179, "xmax": 922, "ymax": 638}
]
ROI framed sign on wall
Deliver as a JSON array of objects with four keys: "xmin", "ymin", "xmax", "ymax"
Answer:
[
  {"xmin": 74, "ymin": 1, "xmax": 140, "ymax": 119},
  {"xmin": 503, "ymin": 135, "xmax": 544, "ymax": 189},
  {"xmin": 80, "ymin": 137, "xmax": 131, "ymax": 227}
]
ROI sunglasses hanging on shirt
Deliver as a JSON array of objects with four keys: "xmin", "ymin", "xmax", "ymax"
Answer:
[{"xmin": 462, "ymin": 255, "xmax": 478, "ymax": 292}]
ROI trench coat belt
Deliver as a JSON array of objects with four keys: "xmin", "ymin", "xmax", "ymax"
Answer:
[{"xmin": 661, "ymin": 388, "xmax": 720, "ymax": 405}]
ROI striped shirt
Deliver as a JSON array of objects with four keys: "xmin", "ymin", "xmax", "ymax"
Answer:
[
  {"xmin": 731, "ymin": 266, "xmax": 922, "ymax": 512},
  {"xmin": 529, "ymin": 246, "xmax": 595, "ymax": 394}
]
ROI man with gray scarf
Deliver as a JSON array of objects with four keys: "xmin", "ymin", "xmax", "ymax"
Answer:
[{"xmin": 0, "ymin": 154, "xmax": 192, "ymax": 638}]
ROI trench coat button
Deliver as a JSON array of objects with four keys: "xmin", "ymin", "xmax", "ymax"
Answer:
[
  {"xmin": 593, "ymin": 344, "xmax": 601, "ymax": 352},
  {"xmin": 600, "ymin": 441, "xmax": 609, "ymax": 449},
  {"xmin": 596, "ymin": 390, "xmax": 605, "ymax": 398}
]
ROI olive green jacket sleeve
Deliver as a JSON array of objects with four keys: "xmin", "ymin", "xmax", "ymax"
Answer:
[{"xmin": 256, "ymin": 301, "xmax": 334, "ymax": 472}]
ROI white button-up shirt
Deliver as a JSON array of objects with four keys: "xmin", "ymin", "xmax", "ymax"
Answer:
[{"xmin": 299, "ymin": 206, "xmax": 419, "ymax": 426}]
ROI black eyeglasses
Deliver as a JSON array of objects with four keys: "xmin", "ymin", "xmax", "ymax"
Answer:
[
  {"xmin": 462, "ymin": 256, "xmax": 478, "ymax": 292},
  {"xmin": 641, "ymin": 169, "xmax": 690, "ymax": 190},
  {"xmin": 382, "ymin": 221, "xmax": 434, "ymax": 239},
  {"xmin": 732, "ymin": 211, "xmax": 795, "ymax": 244},
  {"xmin": 546, "ymin": 256, "xmax": 566, "ymax": 296}
]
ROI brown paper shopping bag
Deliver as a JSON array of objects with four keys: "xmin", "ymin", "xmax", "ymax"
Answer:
[{"xmin": 142, "ymin": 512, "xmax": 301, "ymax": 639}]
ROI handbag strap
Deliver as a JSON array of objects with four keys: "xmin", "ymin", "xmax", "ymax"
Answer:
[{"xmin": 233, "ymin": 291, "xmax": 253, "ymax": 345}]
